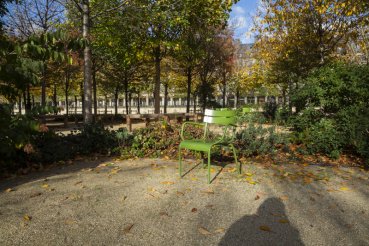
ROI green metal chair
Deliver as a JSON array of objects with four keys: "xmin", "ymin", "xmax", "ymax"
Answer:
[{"xmin": 178, "ymin": 109, "xmax": 240, "ymax": 184}]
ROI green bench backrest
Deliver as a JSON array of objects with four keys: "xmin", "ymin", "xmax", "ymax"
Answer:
[
  {"xmin": 242, "ymin": 107, "xmax": 252, "ymax": 113},
  {"xmin": 204, "ymin": 109, "xmax": 236, "ymax": 126}
]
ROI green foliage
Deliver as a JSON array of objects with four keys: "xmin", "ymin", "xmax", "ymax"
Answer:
[
  {"xmin": 291, "ymin": 62, "xmax": 369, "ymax": 159},
  {"xmin": 263, "ymin": 97, "xmax": 278, "ymax": 121},
  {"xmin": 126, "ymin": 121, "xmax": 204, "ymax": 158},
  {"xmin": 299, "ymin": 119, "xmax": 344, "ymax": 159},
  {"xmin": 236, "ymin": 113, "xmax": 288, "ymax": 157},
  {"xmin": 0, "ymin": 105, "xmax": 131, "ymax": 174}
]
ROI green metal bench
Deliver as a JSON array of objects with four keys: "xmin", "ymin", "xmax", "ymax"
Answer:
[{"xmin": 178, "ymin": 109, "xmax": 240, "ymax": 184}]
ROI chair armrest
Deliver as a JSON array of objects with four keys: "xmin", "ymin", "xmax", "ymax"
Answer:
[{"xmin": 180, "ymin": 122, "xmax": 206, "ymax": 141}]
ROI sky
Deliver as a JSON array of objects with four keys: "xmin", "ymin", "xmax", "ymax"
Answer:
[{"xmin": 229, "ymin": 0, "xmax": 259, "ymax": 44}]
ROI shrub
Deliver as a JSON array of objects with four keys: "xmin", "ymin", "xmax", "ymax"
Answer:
[
  {"xmin": 290, "ymin": 62, "xmax": 369, "ymax": 160},
  {"xmin": 301, "ymin": 119, "xmax": 344, "ymax": 159},
  {"xmin": 236, "ymin": 113, "xmax": 288, "ymax": 157},
  {"xmin": 263, "ymin": 96, "xmax": 278, "ymax": 121}
]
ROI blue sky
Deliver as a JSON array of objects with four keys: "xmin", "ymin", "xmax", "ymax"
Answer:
[{"xmin": 229, "ymin": 0, "xmax": 259, "ymax": 44}]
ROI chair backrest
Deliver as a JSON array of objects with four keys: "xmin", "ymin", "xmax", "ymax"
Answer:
[
  {"xmin": 242, "ymin": 107, "xmax": 252, "ymax": 114},
  {"xmin": 203, "ymin": 109, "xmax": 236, "ymax": 126}
]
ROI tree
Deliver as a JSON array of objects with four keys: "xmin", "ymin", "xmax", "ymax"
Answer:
[{"xmin": 4, "ymin": 0, "xmax": 65, "ymax": 109}]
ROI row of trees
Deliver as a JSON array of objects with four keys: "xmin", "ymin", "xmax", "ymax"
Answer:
[{"xmin": 1, "ymin": 0, "xmax": 246, "ymax": 123}]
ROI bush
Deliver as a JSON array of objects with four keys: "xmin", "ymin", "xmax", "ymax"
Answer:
[
  {"xmin": 301, "ymin": 119, "xmax": 344, "ymax": 159},
  {"xmin": 126, "ymin": 121, "xmax": 204, "ymax": 158},
  {"xmin": 236, "ymin": 113, "xmax": 288, "ymax": 157},
  {"xmin": 263, "ymin": 96, "xmax": 278, "ymax": 121},
  {"xmin": 290, "ymin": 62, "xmax": 369, "ymax": 160},
  {"xmin": 0, "ymin": 106, "xmax": 131, "ymax": 175}
]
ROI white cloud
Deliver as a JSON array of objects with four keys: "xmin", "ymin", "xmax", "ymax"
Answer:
[
  {"xmin": 233, "ymin": 6, "xmax": 246, "ymax": 15},
  {"xmin": 230, "ymin": 16, "xmax": 247, "ymax": 29}
]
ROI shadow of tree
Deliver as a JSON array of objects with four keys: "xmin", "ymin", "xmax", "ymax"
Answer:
[{"xmin": 219, "ymin": 197, "xmax": 304, "ymax": 246}]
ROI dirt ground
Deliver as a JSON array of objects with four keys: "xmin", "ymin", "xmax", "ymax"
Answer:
[{"xmin": 1, "ymin": 157, "xmax": 368, "ymax": 245}]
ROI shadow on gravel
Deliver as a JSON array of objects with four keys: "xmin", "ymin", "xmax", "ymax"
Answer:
[{"xmin": 219, "ymin": 197, "xmax": 304, "ymax": 246}]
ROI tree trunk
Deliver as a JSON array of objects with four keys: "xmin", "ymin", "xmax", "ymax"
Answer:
[
  {"xmin": 41, "ymin": 65, "xmax": 46, "ymax": 109},
  {"xmin": 128, "ymin": 92, "xmax": 132, "ymax": 114},
  {"xmin": 137, "ymin": 92, "xmax": 140, "ymax": 114},
  {"xmin": 93, "ymin": 67, "xmax": 97, "ymax": 117},
  {"xmin": 104, "ymin": 94, "xmax": 108, "ymax": 115},
  {"xmin": 65, "ymin": 70, "xmax": 69, "ymax": 116},
  {"xmin": 222, "ymin": 82, "xmax": 226, "ymax": 108},
  {"xmin": 153, "ymin": 45, "xmax": 161, "ymax": 114},
  {"xmin": 164, "ymin": 83, "xmax": 168, "ymax": 114},
  {"xmin": 186, "ymin": 67, "xmax": 192, "ymax": 114},
  {"xmin": 124, "ymin": 76, "xmax": 129, "ymax": 115},
  {"xmin": 18, "ymin": 95, "xmax": 22, "ymax": 115},
  {"xmin": 23, "ymin": 92, "xmax": 27, "ymax": 114},
  {"xmin": 80, "ymin": 82, "xmax": 84, "ymax": 116},
  {"xmin": 53, "ymin": 83, "xmax": 57, "ymax": 114},
  {"xmin": 114, "ymin": 87, "xmax": 118, "ymax": 116},
  {"xmin": 74, "ymin": 96, "xmax": 77, "ymax": 114},
  {"xmin": 193, "ymin": 94, "xmax": 197, "ymax": 113},
  {"xmin": 234, "ymin": 89, "xmax": 240, "ymax": 108},
  {"xmin": 26, "ymin": 84, "xmax": 31, "ymax": 113},
  {"xmin": 82, "ymin": 0, "xmax": 93, "ymax": 124}
]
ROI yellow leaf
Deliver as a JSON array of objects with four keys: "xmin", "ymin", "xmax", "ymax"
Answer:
[
  {"xmin": 198, "ymin": 227, "xmax": 212, "ymax": 235},
  {"xmin": 228, "ymin": 167, "xmax": 237, "ymax": 173},
  {"xmin": 41, "ymin": 184, "xmax": 49, "ymax": 189},
  {"xmin": 214, "ymin": 228, "xmax": 225, "ymax": 233},
  {"xmin": 339, "ymin": 187, "xmax": 349, "ymax": 191},
  {"xmin": 248, "ymin": 181, "xmax": 257, "ymax": 185},
  {"xmin": 280, "ymin": 195, "xmax": 289, "ymax": 201},
  {"xmin": 279, "ymin": 219, "xmax": 289, "ymax": 224},
  {"xmin": 5, "ymin": 188, "xmax": 13, "ymax": 193},
  {"xmin": 259, "ymin": 225, "xmax": 271, "ymax": 232},
  {"xmin": 245, "ymin": 172, "xmax": 253, "ymax": 176},
  {"xmin": 160, "ymin": 181, "xmax": 174, "ymax": 185},
  {"xmin": 23, "ymin": 214, "xmax": 32, "ymax": 221}
]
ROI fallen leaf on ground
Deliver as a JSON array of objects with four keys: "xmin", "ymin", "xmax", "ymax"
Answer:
[
  {"xmin": 147, "ymin": 187, "xmax": 156, "ymax": 192},
  {"xmin": 245, "ymin": 172, "xmax": 253, "ymax": 176},
  {"xmin": 205, "ymin": 204, "xmax": 214, "ymax": 209},
  {"xmin": 65, "ymin": 219, "xmax": 77, "ymax": 225},
  {"xmin": 123, "ymin": 224, "xmax": 134, "ymax": 234},
  {"xmin": 74, "ymin": 181, "xmax": 83, "ymax": 185},
  {"xmin": 176, "ymin": 191, "xmax": 185, "ymax": 196},
  {"xmin": 214, "ymin": 228, "xmax": 225, "ymax": 233},
  {"xmin": 280, "ymin": 195, "xmax": 289, "ymax": 201},
  {"xmin": 201, "ymin": 189, "xmax": 214, "ymax": 195},
  {"xmin": 198, "ymin": 227, "xmax": 212, "ymax": 235},
  {"xmin": 159, "ymin": 212, "xmax": 169, "ymax": 217},
  {"xmin": 110, "ymin": 168, "xmax": 121, "ymax": 175},
  {"xmin": 339, "ymin": 187, "xmax": 349, "ymax": 191},
  {"xmin": 23, "ymin": 214, "xmax": 32, "ymax": 221},
  {"xmin": 5, "ymin": 188, "xmax": 13, "ymax": 193},
  {"xmin": 228, "ymin": 167, "xmax": 237, "ymax": 173},
  {"xmin": 191, "ymin": 208, "xmax": 198, "ymax": 212},
  {"xmin": 259, "ymin": 225, "xmax": 271, "ymax": 232},
  {"xmin": 30, "ymin": 192, "xmax": 42, "ymax": 198},
  {"xmin": 255, "ymin": 195, "xmax": 260, "ymax": 200},
  {"xmin": 160, "ymin": 181, "xmax": 175, "ymax": 185},
  {"xmin": 41, "ymin": 184, "xmax": 49, "ymax": 189},
  {"xmin": 279, "ymin": 219, "xmax": 289, "ymax": 224}
]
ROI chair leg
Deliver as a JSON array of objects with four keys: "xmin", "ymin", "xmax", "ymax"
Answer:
[
  {"xmin": 179, "ymin": 147, "xmax": 182, "ymax": 178},
  {"xmin": 207, "ymin": 151, "xmax": 211, "ymax": 184},
  {"xmin": 230, "ymin": 144, "xmax": 241, "ymax": 174}
]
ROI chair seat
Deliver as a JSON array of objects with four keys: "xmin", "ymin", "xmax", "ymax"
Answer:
[{"xmin": 179, "ymin": 139, "xmax": 216, "ymax": 152}]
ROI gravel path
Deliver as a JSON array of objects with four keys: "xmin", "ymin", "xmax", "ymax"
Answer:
[{"xmin": 0, "ymin": 158, "xmax": 368, "ymax": 246}]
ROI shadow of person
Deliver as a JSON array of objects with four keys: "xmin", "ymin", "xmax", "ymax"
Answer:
[{"xmin": 219, "ymin": 197, "xmax": 304, "ymax": 246}]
